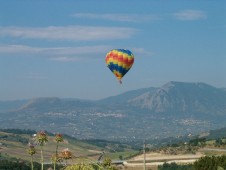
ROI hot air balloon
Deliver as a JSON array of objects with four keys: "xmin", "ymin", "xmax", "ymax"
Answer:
[{"xmin": 105, "ymin": 49, "xmax": 134, "ymax": 84}]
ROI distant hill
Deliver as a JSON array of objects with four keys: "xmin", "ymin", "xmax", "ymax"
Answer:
[
  {"xmin": 0, "ymin": 99, "xmax": 27, "ymax": 112},
  {"xmin": 0, "ymin": 81, "xmax": 226, "ymax": 142}
]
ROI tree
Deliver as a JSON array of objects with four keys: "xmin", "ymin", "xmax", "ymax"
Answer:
[
  {"xmin": 27, "ymin": 143, "xmax": 36, "ymax": 170},
  {"xmin": 194, "ymin": 156, "xmax": 226, "ymax": 170},
  {"xmin": 36, "ymin": 131, "xmax": 48, "ymax": 170},
  {"xmin": 52, "ymin": 133, "xmax": 64, "ymax": 170},
  {"xmin": 215, "ymin": 138, "xmax": 223, "ymax": 147}
]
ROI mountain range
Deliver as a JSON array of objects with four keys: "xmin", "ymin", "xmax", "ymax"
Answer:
[{"xmin": 1, "ymin": 81, "xmax": 226, "ymax": 143}]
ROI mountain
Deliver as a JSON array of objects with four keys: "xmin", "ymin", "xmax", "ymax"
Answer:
[
  {"xmin": 98, "ymin": 87, "xmax": 157, "ymax": 105},
  {"xmin": 0, "ymin": 81, "xmax": 226, "ymax": 142},
  {"xmin": 128, "ymin": 81, "xmax": 226, "ymax": 116},
  {"xmin": 19, "ymin": 97, "xmax": 96, "ymax": 111}
]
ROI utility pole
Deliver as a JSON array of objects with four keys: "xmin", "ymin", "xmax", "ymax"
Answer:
[{"xmin": 143, "ymin": 140, "xmax": 146, "ymax": 170}]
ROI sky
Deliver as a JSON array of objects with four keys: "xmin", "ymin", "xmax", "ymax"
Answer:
[{"xmin": 0, "ymin": 0, "xmax": 225, "ymax": 101}]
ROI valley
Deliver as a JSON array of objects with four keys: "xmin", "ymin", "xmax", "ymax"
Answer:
[{"xmin": 1, "ymin": 82, "xmax": 226, "ymax": 143}]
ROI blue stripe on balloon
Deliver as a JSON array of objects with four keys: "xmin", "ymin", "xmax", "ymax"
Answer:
[{"xmin": 107, "ymin": 63, "xmax": 129, "ymax": 76}]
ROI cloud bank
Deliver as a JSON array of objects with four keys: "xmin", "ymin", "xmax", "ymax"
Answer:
[
  {"xmin": 0, "ymin": 26, "xmax": 136, "ymax": 41},
  {"xmin": 0, "ymin": 45, "xmax": 111, "ymax": 61},
  {"xmin": 0, "ymin": 44, "xmax": 151, "ymax": 61}
]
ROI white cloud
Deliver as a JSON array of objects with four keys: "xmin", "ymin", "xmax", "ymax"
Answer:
[
  {"xmin": 173, "ymin": 10, "xmax": 207, "ymax": 20},
  {"xmin": 0, "ymin": 44, "xmax": 112, "ymax": 61},
  {"xmin": 0, "ymin": 44, "xmax": 152, "ymax": 61},
  {"xmin": 0, "ymin": 45, "xmax": 42, "ymax": 54},
  {"xmin": 72, "ymin": 13, "xmax": 160, "ymax": 22},
  {"xmin": 0, "ymin": 44, "xmax": 110, "ymax": 54},
  {"xmin": 0, "ymin": 26, "xmax": 136, "ymax": 41}
]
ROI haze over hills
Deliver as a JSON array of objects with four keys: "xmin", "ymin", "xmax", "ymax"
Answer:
[{"xmin": 0, "ymin": 81, "xmax": 226, "ymax": 142}]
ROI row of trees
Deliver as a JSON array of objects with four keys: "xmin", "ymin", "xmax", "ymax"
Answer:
[
  {"xmin": 27, "ymin": 131, "xmax": 67, "ymax": 170},
  {"xmin": 158, "ymin": 162, "xmax": 193, "ymax": 170},
  {"xmin": 27, "ymin": 131, "xmax": 117, "ymax": 170},
  {"xmin": 189, "ymin": 137, "xmax": 226, "ymax": 147}
]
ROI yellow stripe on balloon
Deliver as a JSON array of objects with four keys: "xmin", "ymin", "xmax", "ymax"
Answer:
[
  {"xmin": 113, "ymin": 60, "xmax": 118, "ymax": 65},
  {"xmin": 113, "ymin": 70, "xmax": 123, "ymax": 79},
  {"xmin": 118, "ymin": 62, "xmax": 123, "ymax": 66}
]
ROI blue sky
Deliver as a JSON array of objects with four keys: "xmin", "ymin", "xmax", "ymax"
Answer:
[{"xmin": 0, "ymin": 0, "xmax": 225, "ymax": 100}]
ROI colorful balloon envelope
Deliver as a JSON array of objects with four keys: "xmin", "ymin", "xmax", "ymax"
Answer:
[{"xmin": 105, "ymin": 49, "xmax": 134, "ymax": 84}]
